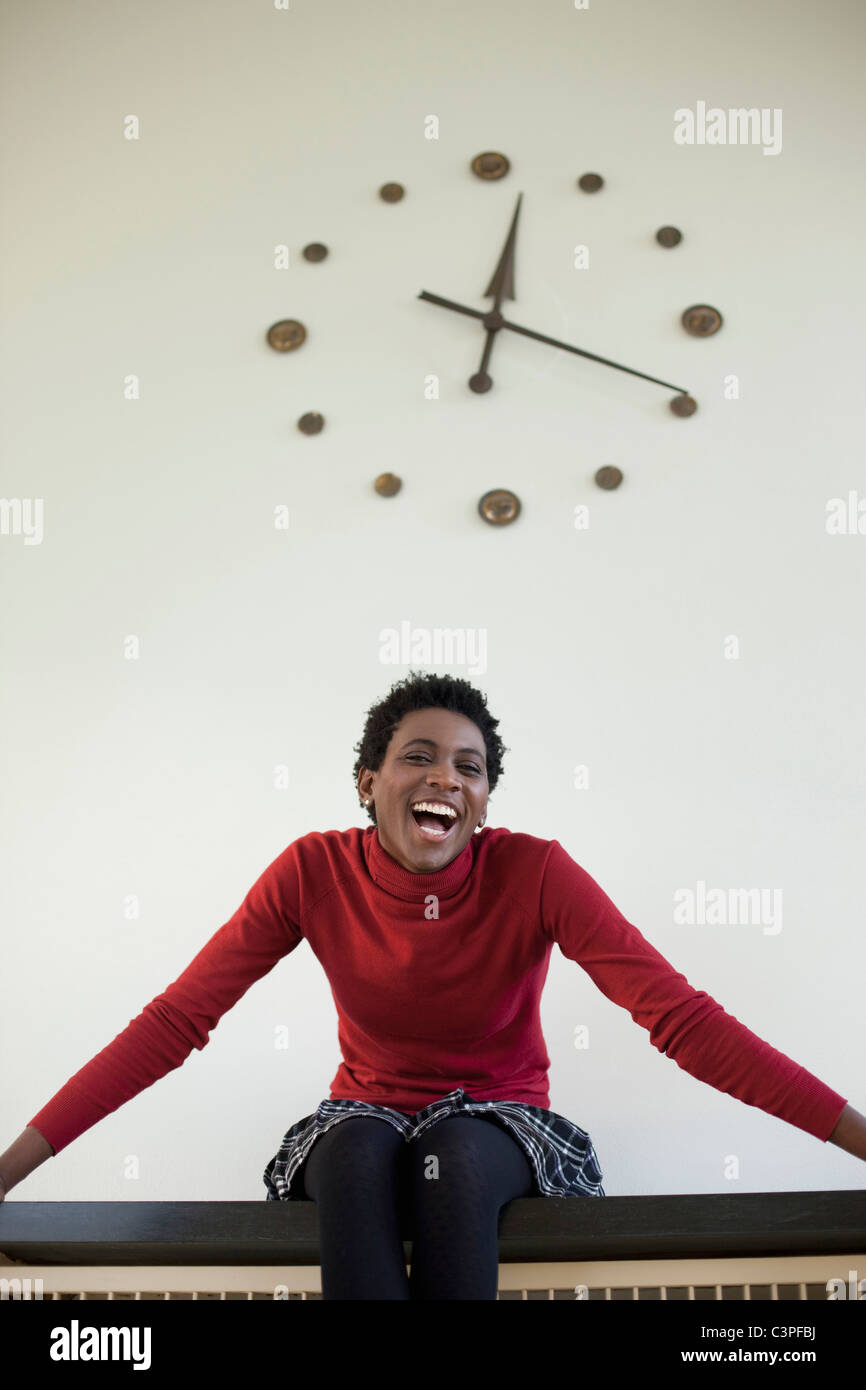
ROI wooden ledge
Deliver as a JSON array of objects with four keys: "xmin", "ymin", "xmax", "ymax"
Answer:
[{"xmin": 1, "ymin": 1191, "xmax": 864, "ymax": 1266}]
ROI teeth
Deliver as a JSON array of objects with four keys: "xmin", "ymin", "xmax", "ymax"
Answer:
[{"xmin": 411, "ymin": 801, "xmax": 457, "ymax": 819}]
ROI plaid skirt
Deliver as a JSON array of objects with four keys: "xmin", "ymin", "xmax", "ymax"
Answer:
[{"xmin": 263, "ymin": 1087, "xmax": 605, "ymax": 1201}]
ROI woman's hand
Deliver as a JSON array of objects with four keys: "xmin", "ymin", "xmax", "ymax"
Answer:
[
  {"xmin": 0, "ymin": 1126, "xmax": 55, "ymax": 1199},
  {"xmin": 828, "ymin": 1104, "xmax": 866, "ymax": 1160}
]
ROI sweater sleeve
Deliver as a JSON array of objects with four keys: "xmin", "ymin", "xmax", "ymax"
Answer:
[
  {"xmin": 540, "ymin": 840, "xmax": 848, "ymax": 1142},
  {"xmin": 26, "ymin": 841, "xmax": 305, "ymax": 1156}
]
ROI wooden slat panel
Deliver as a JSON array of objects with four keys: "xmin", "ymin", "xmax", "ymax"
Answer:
[{"xmin": 3, "ymin": 1253, "xmax": 859, "ymax": 1295}]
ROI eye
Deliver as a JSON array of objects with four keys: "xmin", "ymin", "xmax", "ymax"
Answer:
[{"xmin": 405, "ymin": 753, "xmax": 482, "ymax": 774}]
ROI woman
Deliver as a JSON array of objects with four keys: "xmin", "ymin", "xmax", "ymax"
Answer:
[{"xmin": 1, "ymin": 671, "xmax": 864, "ymax": 1301}]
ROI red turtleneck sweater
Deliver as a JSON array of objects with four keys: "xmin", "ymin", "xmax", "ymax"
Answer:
[{"xmin": 27, "ymin": 826, "xmax": 847, "ymax": 1156}]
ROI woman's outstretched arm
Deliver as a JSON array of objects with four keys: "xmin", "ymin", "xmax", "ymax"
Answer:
[
  {"xmin": 827, "ymin": 1105, "xmax": 866, "ymax": 1161},
  {"xmin": 1, "ymin": 839, "xmax": 305, "ymax": 1190},
  {"xmin": 540, "ymin": 840, "xmax": 857, "ymax": 1152}
]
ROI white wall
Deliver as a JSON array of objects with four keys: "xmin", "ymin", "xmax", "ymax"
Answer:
[{"xmin": 2, "ymin": 0, "xmax": 864, "ymax": 1200}]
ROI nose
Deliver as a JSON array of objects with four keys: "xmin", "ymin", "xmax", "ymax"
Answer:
[{"xmin": 425, "ymin": 763, "xmax": 460, "ymax": 789}]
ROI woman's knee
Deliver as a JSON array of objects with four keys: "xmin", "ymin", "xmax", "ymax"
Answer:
[
  {"xmin": 404, "ymin": 1115, "xmax": 534, "ymax": 1203},
  {"xmin": 301, "ymin": 1117, "xmax": 404, "ymax": 1201}
]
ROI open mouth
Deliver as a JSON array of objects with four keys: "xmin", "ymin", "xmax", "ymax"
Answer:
[{"xmin": 409, "ymin": 804, "xmax": 458, "ymax": 843}]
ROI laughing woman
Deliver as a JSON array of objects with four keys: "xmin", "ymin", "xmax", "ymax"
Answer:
[{"xmin": 2, "ymin": 671, "xmax": 865, "ymax": 1300}]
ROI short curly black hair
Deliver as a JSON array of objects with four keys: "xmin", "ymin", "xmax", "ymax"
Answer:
[{"xmin": 352, "ymin": 670, "xmax": 507, "ymax": 825}]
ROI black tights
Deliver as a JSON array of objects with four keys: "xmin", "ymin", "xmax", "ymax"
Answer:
[{"xmin": 300, "ymin": 1113, "xmax": 536, "ymax": 1300}]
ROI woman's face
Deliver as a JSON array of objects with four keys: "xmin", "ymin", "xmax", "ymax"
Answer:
[{"xmin": 357, "ymin": 706, "xmax": 490, "ymax": 873}]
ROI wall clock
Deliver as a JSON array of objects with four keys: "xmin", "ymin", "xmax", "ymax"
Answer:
[{"xmin": 265, "ymin": 152, "xmax": 721, "ymax": 521}]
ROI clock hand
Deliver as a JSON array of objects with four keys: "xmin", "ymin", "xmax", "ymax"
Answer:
[
  {"xmin": 468, "ymin": 191, "xmax": 523, "ymax": 391},
  {"xmin": 420, "ymin": 191, "xmax": 689, "ymax": 396},
  {"xmin": 416, "ymin": 292, "xmax": 500, "ymax": 393},
  {"xmin": 471, "ymin": 328, "xmax": 497, "ymax": 394},
  {"xmin": 417, "ymin": 290, "xmax": 486, "ymax": 323},
  {"xmin": 484, "ymin": 191, "xmax": 521, "ymax": 314},
  {"xmin": 497, "ymin": 314, "xmax": 690, "ymax": 395},
  {"xmin": 418, "ymin": 291, "xmax": 689, "ymax": 396},
  {"xmin": 416, "ymin": 195, "xmax": 525, "ymax": 393},
  {"xmin": 475, "ymin": 190, "xmax": 522, "ymax": 391}
]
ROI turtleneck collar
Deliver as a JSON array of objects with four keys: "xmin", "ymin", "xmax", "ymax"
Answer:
[{"xmin": 364, "ymin": 824, "xmax": 477, "ymax": 902}]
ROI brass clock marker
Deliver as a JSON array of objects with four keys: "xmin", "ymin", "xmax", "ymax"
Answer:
[
  {"xmin": 595, "ymin": 466, "xmax": 624, "ymax": 490},
  {"xmin": 478, "ymin": 489, "xmax": 521, "ymax": 525},
  {"xmin": 297, "ymin": 412, "xmax": 324, "ymax": 434},
  {"xmin": 374, "ymin": 473, "xmax": 402, "ymax": 497},
  {"xmin": 682, "ymin": 305, "xmax": 723, "ymax": 336},
  {"xmin": 471, "ymin": 152, "xmax": 510, "ymax": 180},
  {"xmin": 656, "ymin": 226, "xmax": 683, "ymax": 247},
  {"xmin": 267, "ymin": 319, "xmax": 306, "ymax": 351}
]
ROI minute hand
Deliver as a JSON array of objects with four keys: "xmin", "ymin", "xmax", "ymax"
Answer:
[
  {"xmin": 500, "ymin": 314, "xmax": 689, "ymax": 394},
  {"xmin": 417, "ymin": 289, "xmax": 688, "ymax": 395}
]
